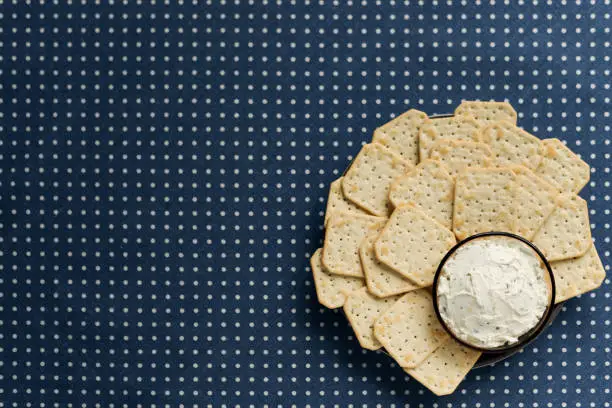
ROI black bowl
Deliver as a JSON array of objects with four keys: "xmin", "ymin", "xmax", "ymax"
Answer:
[{"xmin": 432, "ymin": 231, "xmax": 557, "ymax": 355}]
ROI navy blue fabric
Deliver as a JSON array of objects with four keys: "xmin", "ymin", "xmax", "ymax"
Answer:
[{"xmin": 0, "ymin": 2, "xmax": 609, "ymax": 406}]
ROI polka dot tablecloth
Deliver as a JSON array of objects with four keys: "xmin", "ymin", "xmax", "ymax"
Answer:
[{"xmin": 0, "ymin": 1, "xmax": 610, "ymax": 407}]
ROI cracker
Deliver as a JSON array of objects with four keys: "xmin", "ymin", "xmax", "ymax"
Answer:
[
  {"xmin": 324, "ymin": 177, "xmax": 370, "ymax": 226},
  {"xmin": 343, "ymin": 288, "xmax": 401, "ymax": 350},
  {"xmin": 454, "ymin": 100, "xmax": 518, "ymax": 125},
  {"xmin": 532, "ymin": 194, "xmax": 592, "ymax": 261},
  {"xmin": 373, "ymin": 289, "xmax": 450, "ymax": 368},
  {"xmin": 429, "ymin": 140, "xmax": 494, "ymax": 179},
  {"xmin": 508, "ymin": 165, "xmax": 559, "ymax": 240},
  {"xmin": 360, "ymin": 228, "xmax": 421, "ymax": 298},
  {"xmin": 322, "ymin": 213, "xmax": 387, "ymax": 277},
  {"xmin": 478, "ymin": 121, "xmax": 544, "ymax": 170},
  {"xmin": 310, "ymin": 248, "xmax": 365, "ymax": 309},
  {"xmin": 374, "ymin": 204, "xmax": 456, "ymax": 286},
  {"xmin": 342, "ymin": 143, "xmax": 413, "ymax": 216},
  {"xmin": 372, "ymin": 109, "xmax": 429, "ymax": 165},
  {"xmin": 405, "ymin": 338, "xmax": 482, "ymax": 396},
  {"xmin": 536, "ymin": 138, "xmax": 591, "ymax": 194},
  {"xmin": 453, "ymin": 167, "xmax": 515, "ymax": 240},
  {"xmin": 550, "ymin": 244, "xmax": 606, "ymax": 303},
  {"xmin": 418, "ymin": 116, "xmax": 481, "ymax": 160},
  {"xmin": 388, "ymin": 160, "xmax": 454, "ymax": 229}
]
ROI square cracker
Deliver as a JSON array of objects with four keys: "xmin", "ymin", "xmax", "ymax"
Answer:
[
  {"xmin": 418, "ymin": 115, "xmax": 481, "ymax": 160},
  {"xmin": 550, "ymin": 244, "xmax": 606, "ymax": 304},
  {"xmin": 454, "ymin": 100, "xmax": 518, "ymax": 125},
  {"xmin": 536, "ymin": 138, "xmax": 591, "ymax": 194},
  {"xmin": 373, "ymin": 289, "xmax": 450, "ymax": 368},
  {"xmin": 508, "ymin": 165, "xmax": 559, "ymax": 240},
  {"xmin": 310, "ymin": 248, "xmax": 365, "ymax": 309},
  {"xmin": 532, "ymin": 194, "xmax": 592, "ymax": 262},
  {"xmin": 375, "ymin": 204, "xmax": 456, "ymax": 286},
  {"xmin": 360, "ymin": 228, "xmax": 421, "ymax": 298},
  {"xmin": 343, "ymin": 288, "xmax": 401, "ymax": 350},
  {"xmin": 429, "ymin": 139, "xmax": 494, "ymax": 179},
  {"xmin": 453, "ymin": 167, "xmax": 516, "ymax": 240},
  {"xmin": 388, "ymin": 160, "xmax": 454, "ymax": 229},
  {"xmin": 322, "ymin": 212, "xmax": 387, "ymax": 277},
  {"xmin": 405, "ymin": 338, "xmax": 482, "ymax": 396},
  {"xmin": 454, "ymin": 166, "xmax": 559, "ymax": 240},
  {"xmin": 478, "ymin": 120, "xmax": 544, "ymax": 170},
  {"xmin": 324, "ymin": 177, "xmax": 370, "ymax": 226},
  {"xmin": 372, "ymin": 109, "xmax": 429, "ymax": 165},
  {"xmin": 342, "ymin": 143, "xmax": 413, "ymax": 216}
]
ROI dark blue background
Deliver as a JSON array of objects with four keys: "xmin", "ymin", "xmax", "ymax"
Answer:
[{"xmin": 0, "ymin": 1, "xmax": 609, "ymax": 406}]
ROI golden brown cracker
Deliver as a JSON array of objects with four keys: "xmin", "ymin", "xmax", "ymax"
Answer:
[
  {"xmin": 372, "ymin": 109, "xmax": 429, "ymax": 165},
  {"xmin": 373, "ymin": 289, "xmax": 450, "ymax": 368},
  {"xmin": 310, "ymin": 248, "xmax": 365, "ymax": 309},
  {"xmin": 342, "ymin": 143, "xmax": 413, "ymax": 216}
]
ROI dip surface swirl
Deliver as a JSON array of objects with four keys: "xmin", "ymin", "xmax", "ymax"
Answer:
[{"xmin": 437, "ymin": 236, "xmax": 550, "ymax": 348}]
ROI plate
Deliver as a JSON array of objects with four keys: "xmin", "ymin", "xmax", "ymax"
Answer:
[{"xmin": 341, "ymin": 113, "xmax": 564, "ymax": 368}]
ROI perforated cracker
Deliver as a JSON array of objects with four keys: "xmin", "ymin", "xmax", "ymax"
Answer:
[
  {"xmin": 536, "ymin": 138, "xmax": 591, "ymax": 194},
  {"xmin": 342, "ymin": 143, "xmax": 413, "ymax": 216},
  {"xmin": 550, "ymin": 244, "xmax": 606, "ymax": 303},
  {"xmin": 429, "ymin": 140, "xmax": 494, "ymax": 179},
  {"xmin": 405, "ymin": 338, "xmax": 482, "ymax": 396},
  {"xmin": 372, "ymin": 109, "xmax": 429, "ymax": 165},
  {"xmin": 508, "ymin": 166, "xmax": 559, "ymax": 240},
  {"xmin": 532, "ymin": 194, "xmax": 592, "ymax": 262},
  {"xmin": 374, "ymin": 204, "xmax": 456, "ymax": 286},
  {"xmin": 478, "ymin": 121, "xmax": 544, "ymax": 170},
  {"xmin": 310, "ymin": 248, "xmax": 365, "ymax": 309},
  {"xmin": 343, "ymin": 288, "xmax": 401, "ymax": 350},
  {"xmin": 373, "ymin": 289, "xmax": 450, "ymax": 368},
  {"xmin": 454, "ymin": 100, "xmax": 518, "ymax": 125},
  {"xmin": 324, "ymin": 177, "xmax": 370, "ymax": 226},
  {"xmin": 453, "ymin": 167, "xmax": 515, "ymax": 240},
  {"xmin": 388, "ymin": 160, "xmax": 454, "ymax": 229},
  {"xmin": 359, "ymin": 228, "xmax": 421, "ymax": 298},
  {"xmin": 322, "ymin": 213, "xmax": 387, "ymax": 277},
  {"xmin": 418, "ymin": 116, "xmax": 481, "ymax": 160}
]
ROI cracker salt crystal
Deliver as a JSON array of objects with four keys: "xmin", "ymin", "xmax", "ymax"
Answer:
[
  {"xmin": 454, "ymin": 100, "xmax": 518, "ymax": 125},
  {"xmin": 478, "ymin": 120, "xmax": 544, "ymax": 170},
  {"xmin": 532, "ymin": 194, "xmax": 592, "ymax": 262},
  {"xmin": 324, "ymin": 177, "xmax": 370, "ymax": 226},
  {"xmin": 452, "ymin": 167, "xmax": 516, "ymax": 240},
  {"xmin": 359, "ymin": 228, "xmax": 421, "ymax": 298},
  {"xmin": 388, "ymin": 160, "xmax": 454, "ymax": 229},
  {"xmin": 343, "ymin": 288, "xmax": 401, "ymax": 350},
  {"xmin": 322, "ymin": 212, "xmax": 387, "ymax": 277},
  {"xmin": 373, "ymin": 289, "xmax": 450, "ymax": 368},
  {"xmin": 342, "ymin": 143, "xmax": 413, "ymax": 217},
  {"xmin": 310, "ymin": 248, "xmax": 365, "ymax": 309},
  {"xmin": 418, "ymin": 116, "xmax": 481, "ymax": 160},
  {"xmin": 372, "ymin": 109, "xmax": 429, "ymax": 165},
  {"xmin": 429, "ymin": 139, "xmax": 494, "ymax": 179},
  {"xmin": 405, "ymin": 338, "xmax": 482, "ymax": 396},
  {"xmin": 550, "ymin": 244, "xmax": 606, "ymax": 303},
  {"xmin": 536, "ymin": 138, "xmax": 591, "ymax": 194},
  {"xmin": 374, "ymin": 204, "xmax": 456, "ymax": 286}
]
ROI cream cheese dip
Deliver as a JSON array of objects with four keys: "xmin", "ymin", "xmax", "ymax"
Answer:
[{"xmin": 436, "ymin": 236, "xmax": 551, "ymax": 349}]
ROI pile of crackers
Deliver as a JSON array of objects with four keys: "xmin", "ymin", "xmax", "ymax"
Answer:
[{"xmin": 311, "ymin": 101, "xmax": 607, "ymax": 396}]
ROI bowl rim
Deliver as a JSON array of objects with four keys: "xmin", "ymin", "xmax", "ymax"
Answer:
[{"xmin": 432, "ymin": 231, "xmax": 557, "ymax": 353}]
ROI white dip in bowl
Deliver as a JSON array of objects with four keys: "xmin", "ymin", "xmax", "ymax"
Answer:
[{"xmin": 436, "ymin": 235, "xmax": 551, "ymax": 349}]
